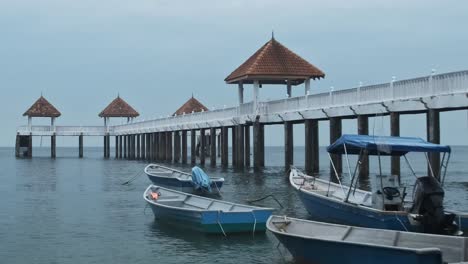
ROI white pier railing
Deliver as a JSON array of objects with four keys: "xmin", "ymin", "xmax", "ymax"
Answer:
[
  {"xmin": 17, "ymin": 70, "xmax": 468, "ymax": 136},
  {"xmin": 17, "ymin": 125, "xmax": 108, "ymax": 136}
]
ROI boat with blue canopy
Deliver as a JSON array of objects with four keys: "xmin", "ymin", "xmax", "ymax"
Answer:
[
  {"xmin": 291, "ymin": 134, "xmax": 467, "ymax": 236},
  {"xmin": 144, "ymin": 164, "xmax": 224, "ymax": 195}
]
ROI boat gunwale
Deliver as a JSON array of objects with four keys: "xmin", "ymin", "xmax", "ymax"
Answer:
[
  {"xmin": 289, "ymin": 168, "xmax": 409, "ymax": 216},
  {"xmin": 144, "ymin": 164, "xmax": 225, "ymax": 183},
  {"xmin": 267, "ymin": 215, "xmax": 448, "ymax": 255},
  {"xmin": 143, "ymin": 185, "xmax": 274, "ymax": 214}
]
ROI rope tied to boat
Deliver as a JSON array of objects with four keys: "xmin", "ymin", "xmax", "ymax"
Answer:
[
  {"xmin": 394, "ymin": 213, "xmax": 408, "ymax": 231},
  {"xmin": 121, "ymin": 168, "xmax": 144, "ymax": 185},
  {"xmin": 251, "ymin": 211, "xmax": 257, "ymax": 237},
  {"xmin": 217, "ymin": 210, "xmax": 227, "ymax": 237},
  {"xmin": 246, "ymin": 194, "xmax": 283, "ymax": 209}
]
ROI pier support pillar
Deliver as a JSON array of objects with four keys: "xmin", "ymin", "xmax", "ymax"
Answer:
[
  {"xmin": 237, "ymin": 125, "xmax": 245, "ymax": 169},
  {"xmin": 155, "ymin": 132, "xmax": 166, "ymax": 161},
  {"xmin": 217, "ymin": 134, "xmax": 221, "ymax": 158},
  {"xmin": 152, "ymin": 133, "xmax": 156, "ymax": 161},
  {"xmin": 79, "ymin": 134, "xmax": 84, "ymax": 158},
  {"xmin": 151, "ymin": 132, "xmax": 160, "ymax": 161},
  {"xmin": 27, "ymin": 134, "xmax": 32, "ymax": 157},
  {"xmin": 146, "ymin": 133, "xmax": 153, "ymax": 161},
  {"xmin": 284, "ymin": 121, "xmax": 293, "ymax": 170},
  {"xmin": 390, "ymin": 113, "xmax": 400, "ymax": 179},
  {"xmin": 210, "ymin": 128, "xmax": 216, "ymax": 167},
  {"xmin": 166, "ymin": 132, "xmax": 173, "ymax": 162},
  {"xmin": 357, "ymin": 116, "xmax": 369, "ymax": 178},
  {"xmin": 174, "ymin": 131, "xmax": 181, "ymax": 163},
  {"xmin": 140, "ymin": 134, "xmax": 145, "ymax": 160},
  {"xmin": 330, "ymin": 117, "xmax": 342, "ymax": 179},
  {"xmin": 191, "ymin": 130, "xmax": 196, "ymax": 164},
  {"xmin": 427, "ymin": 109, "xmax": 441, "ymax": 179},
  {"xmin": 129, "ymin": 135, "xmax": 134, "ymax": 160},
  {"xmin": 51, "ymin": 134, "xmax": 56, "ymax": 158},
  {"xmin": 253, "ymin": 121, "xmax": 264, "ymax": 170},
  {"xmin": 114, "ymin": 136, "xmax": 118, "ymax": 159},
  {"xmin": 221, "ymin": 127, "xmax": 228, "ymax": 167},
  {"xmin": 245, "ymin": 125, "xmax": 250, "ymax": 168},
  {"xmin": 123, "ymin": 135, "xmax": 128, "ymax": 159},
  {"xmin": 118, "ymin": 136, "xmax": 123, "ymax": 159},
  {"xmin": 15, "ymin": 134, "xmax": 20, "ymax": 158},
  {"xmin": 231, "ymin": 126, "xmax": 236, "ymax": 167},
  {"xmin": 136, "ymin": 134, "xmax": 140, "ymax": 159},
  {"xmin": 28, "ymin": 134, "xmax": 32, "ymax": 157},
  {"xmin": 182, "ymin": 130, "xmax": 187, "ymax": 164},
  {"xmin": 102, "ymin": 136, "xmax": 107, "ymax": 158},
  {"xmin": 200, "ymin": 129, "xmax": 206, "ymax": 165},
  {"xmin": 305, "ymin": 119, "xmax": 319, "ymax": 174},
  {"xmin": 107, "ymin": 135, "xmax": 111, "ymax": 158}
]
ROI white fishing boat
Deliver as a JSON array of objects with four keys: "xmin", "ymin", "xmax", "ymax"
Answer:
[
  {"xmin": 268, "ymin": 215, "xmax": 468, "ymax": 264},
  {"xmin": 144, "ymin": 185, "xmax": 274, "ymax": 234},
  {"xmin": 144, "ymin": 164, "xmax": 224, "ymax": 194}
]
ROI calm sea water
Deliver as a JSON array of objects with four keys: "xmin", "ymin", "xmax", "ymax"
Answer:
[{"xmin": 1, "ymin": 146, "xmax": 467, "ymax": 264}]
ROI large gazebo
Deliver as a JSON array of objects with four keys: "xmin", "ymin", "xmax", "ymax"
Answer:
[
  {"xmin": 23, "ymin": 95, "xmax": 61, "ymax": 130},
  {"xmin": 99, "ymin": 95, "xmax": 139, "ymax": 158},
  {"xmin": 224, "ymin": 35, "xmax": 325, "ymax": 170},
  {"xmin": 99, "ymin": 95, "xmax": 139, "ymax": 125},
  {"xmin": 173, "ymin": 96, "xmax": 208, "ymax": 116},
  {"xmin": 225, "ymin": 35, "xmax": 325, "ymax": 108},
  {"xmin": 21, "ymin": 95, "xmax": 62, "ymax": 158}
]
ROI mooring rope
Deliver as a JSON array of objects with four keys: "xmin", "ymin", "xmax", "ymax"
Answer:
[
  {"xmin": 251, "ymin": 211, "xmax": 257, "ymax": 237},
  {"xmin": 395, "ymin": 213, "xmax": 408, "ymax": 232},
  {"xmin": 246, "ymin": 194, "xmax": 283, "ymax": 208},
  {"xmin": 213, "ymin": 180, "xmax": 222, "ymax": 197},
  {"xmin": 217, "ymin": 210, "xmax": 227, "ymax": 237},
  {"xmin": 121, "ymin": 168, "xmax": 144, "ymax": 185}
]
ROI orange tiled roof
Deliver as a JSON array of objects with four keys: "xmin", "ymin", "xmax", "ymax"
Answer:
[
  {"xmin": 23, "ymin": 96, "xmax": 61, "ymax": 117},
  {"xmin": 99, "ymin": 96, "xmax": 139, "ymax": 118},
  {"xmin": 225, "ymin": 37, "xmax": 325, "ymax": 85},
  {"xmin": 173, "ymin": 97, "xmax": 208, "ymax": 116}
]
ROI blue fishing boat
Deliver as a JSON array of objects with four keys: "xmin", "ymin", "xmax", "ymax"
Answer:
[
  {"xmin": 291, "ymin": 134, "xmax": 466, "ymax": 236},
  {"xmin": 144, "ymin": 164, "xmax": 224, "ymax": 194},
  {"xmin": 143, "ymin": 185, "xmax": 274, "ymax": 235},
  {"xmin": 267, "ymin": 215, "xmax": 468, "ymax": 264}
]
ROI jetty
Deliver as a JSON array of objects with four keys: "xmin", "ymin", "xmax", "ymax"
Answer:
[{"xmin": 16, "ymin": 37, "xmax": 468, "ymax": 179}]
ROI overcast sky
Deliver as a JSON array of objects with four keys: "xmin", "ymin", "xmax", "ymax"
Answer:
[{"xmin": 1, "ymin": 0, "xmax": 467, "ymax": 147}]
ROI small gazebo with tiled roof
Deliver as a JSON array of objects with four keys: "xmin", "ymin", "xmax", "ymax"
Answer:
[
  {"xmin": 173, "ymin": 96, "xmax": 209, "ymax": 116},
  {"xmin": 23, "ymin": 96, "xmax": 61, "ymax": 130},
  {"xmin": 225, "ymin": 35, "xmax": 325, "ymax": 108},
  {"xmin": 99, "ymin": 95, "xmax": 139, "ymax": 126}
]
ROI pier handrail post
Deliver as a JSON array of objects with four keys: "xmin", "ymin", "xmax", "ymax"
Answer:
[
  {"xmin": 329, "ymin": 86, "xmax": 334, "ymax": 105},
  {"xmin": 429, "ymin": 69, "xmax": 436, "ymax": 96},
  {"xmin": 358, "ymin": 81, "xmax": 362, "ymax": 103},
  {"xmin": 390, "ymin": 76, "xmax": 396, "ymax": 99}
]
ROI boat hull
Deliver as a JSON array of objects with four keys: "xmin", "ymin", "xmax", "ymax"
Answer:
[
  {"xmin": 146, "ymin": 174, "xmax": 223, "ymax": 194},
  {"xmin": 271, "ymin": 225, "xmax": 442, "ymax": 264},
  {"xmin": 296, "ymin": 189, "xmax": 418, "ymax": 232},
  {"xmin": 147, "ymin": 201, "xmax": 271, "ymax": 234}
]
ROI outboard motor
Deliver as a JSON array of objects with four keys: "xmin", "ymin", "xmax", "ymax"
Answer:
[{"xmin": 411, "ymin": 176, "xmax": 459, "ymax": 235}]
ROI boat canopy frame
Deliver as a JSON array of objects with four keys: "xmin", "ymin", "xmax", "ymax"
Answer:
[{"xmin": 325, "ymin": 134, "xmax": 452, "ymax": 209}]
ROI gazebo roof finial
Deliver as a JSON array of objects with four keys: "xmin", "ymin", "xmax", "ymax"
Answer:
[{"xmin": 272, "ymin": 30, "xmax": 274, "ymax": 40}]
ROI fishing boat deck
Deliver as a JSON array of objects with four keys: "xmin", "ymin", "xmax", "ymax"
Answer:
[
  {"xmin": 269, "ymin": 216, "xmax": 468, "ymax": 264},
  {"xmin": 147, "ymin": 186, "xmax": 256, "ymax": 212},
  {"xmin": 291, "ymin": 174, "xmax": 373, "ymax": 207}
]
